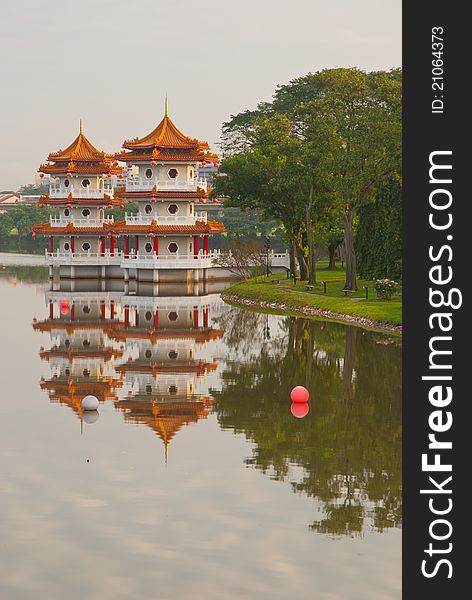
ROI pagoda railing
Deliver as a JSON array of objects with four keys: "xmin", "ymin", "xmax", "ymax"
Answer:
[
  {"xmin": 45, "ymin": 249, "xmax": 122, "ymax": 265},
  {"xmin": 124, "ymin": 212, "xmax": 207, "ymax": 225},
  {"xmin": 125, "ymin": 177, "xmax": 207, "ymax": 193},
  {"xmin": 49, "ymin": 216, "xmax": 115, "ymax": 227},
  {"xmin": 49, "ymin": 184, "xmax": 114, "ymax": 199},
  {"xmin": 121, "ymin": 249, "xmax": 220, "ymax": 270}
]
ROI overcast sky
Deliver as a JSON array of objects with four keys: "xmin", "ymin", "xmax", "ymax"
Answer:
[{"xmin": 0, "ymin": 0, "xmax": 401, "ymax": 191}]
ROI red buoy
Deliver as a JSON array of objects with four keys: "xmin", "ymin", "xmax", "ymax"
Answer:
[
  {"xmin": 60, "ymin": 299, "xmax": 69, "ymax": 315},
  {"xmin": 291, "ymin": 402, "xmax": 309, "ymax": 418},
  {"xmin": 290, "ymin": 385, "xmax": 309, "ymax": 403}
]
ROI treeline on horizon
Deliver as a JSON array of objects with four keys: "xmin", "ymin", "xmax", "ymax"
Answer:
[{"xmin": 211, "ymin": 67, "xmax": 402, "ymax": 288}]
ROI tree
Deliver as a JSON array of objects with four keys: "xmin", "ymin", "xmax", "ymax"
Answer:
[
  {"xmin": 301, "ymin": 69, "xmax": 401, "ymax": 289},
  {"xmin": 220, "ymin": 68, "xmax": 402, "ymax": 289}
]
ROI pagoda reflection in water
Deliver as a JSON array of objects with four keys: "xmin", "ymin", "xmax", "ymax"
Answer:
[{"xmin": 33, "ymin": 281, "xmax": 228, "ymax": 458}]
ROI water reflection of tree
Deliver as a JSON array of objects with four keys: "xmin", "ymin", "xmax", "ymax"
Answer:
[{"xmin": 213, "ymin": 315, "xmax": 402, "ymax": 537}]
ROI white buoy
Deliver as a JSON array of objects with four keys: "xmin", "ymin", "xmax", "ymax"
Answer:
[
  {"xmin": 82, "ymin": 410, "xmax": 99, "ymax": 424},
  {"xmin": 82, "ymin": 395, "xmax": 99, "ymax": 411}
]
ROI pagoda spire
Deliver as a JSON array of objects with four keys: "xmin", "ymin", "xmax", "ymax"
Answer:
[
  {"xmin": 79, "ymin": 118, "xmax": 83, "ymax": 134},
  {"xmin": 165, "ymin": 95, "xmax": 169, "ymax": 117}
]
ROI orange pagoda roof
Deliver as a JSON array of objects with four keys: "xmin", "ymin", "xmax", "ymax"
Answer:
[
  {"xmin": 38, "ymin": 193, "xmax": 122, "ymax": 207},
  {"xmin": 109, "ymin": 327, "xmax": 224, "ymax": 345},
  {"xmin": 40, "ymin": 347, "xmax": 124, "ymax": 362},
  {"xmin": 32, "ymin": 219, "xmax": 225, "ymax": 236},
  {"xmin": 114, "ymin": 396, "xmax": 213, "ymax": 462},
  {"xmin": 115, "ymin": 187, "xmax": 208, "ymax": 200},
  {"xmin": 116, "ymin": 100, "xmax": 218, "ymax": 163},
  {"xmin": 39, "ymin": 123, "xmax": 123, "ymax": 176}
]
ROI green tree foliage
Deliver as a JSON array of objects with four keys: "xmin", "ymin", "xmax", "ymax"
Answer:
[
  {"xmin": 18, "ymin": 183, "xmax": 50, "ymax": 195},
  {"xmin": 218, "ymin": 68, "xmax": 402, "ymax": 287},
  {"xmin": 211, "ymin": 309, "xmax": 402, "ymax": 536},
  {"xmin": 0, "ymin": 204, "xmax": 52, "ymax": 252},
  {"xmin": 356, "ymin": 178, "xmax": 402, "ymax": 280}
]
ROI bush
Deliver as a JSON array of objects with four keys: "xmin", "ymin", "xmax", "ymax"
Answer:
[{"xmin": 374, "ymin": 279, "xmax": 398, "ymax": 301}]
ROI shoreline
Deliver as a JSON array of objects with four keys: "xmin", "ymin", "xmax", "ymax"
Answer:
[{"xmin": 222, "ymin": 292, "xmax": 403, "ymax": 335}]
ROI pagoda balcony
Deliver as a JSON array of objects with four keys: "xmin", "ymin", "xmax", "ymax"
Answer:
[
  {"xmin": 121, "ymin": 249, "xmax": 220, "ymax": 270},
  {"xmin": 49, "ymin": 183, "xmax": 114, "ymax": 199},
  {"xmin": 124, "ymin": 212, "xmax": 207, "ymax": 225},
  {"xmin": 125, "ymin": 177, "xmax": 207, "ymax": 193},
  {"xmin": 45, "ymin": 249, "xmax": 123, "ymax": 266},
  {"xmin": 49, "ymin": 216, "xmax": 115, "ymax": 228}
]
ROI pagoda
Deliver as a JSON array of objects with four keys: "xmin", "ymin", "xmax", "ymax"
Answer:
[
  {"xmin": 113, "ymin": 293, "xmax": 224, "ymax": 461},
  {"xmin": 114, "ymin": 99, "xmax": 225, "ymax": 284},
  {"xmin": 33, "ymin": 291, "xmax": 125, "ymax": 425},
  {"xmin": 33, "ymin": 124, "xmax": 124, "ymax": 279}
]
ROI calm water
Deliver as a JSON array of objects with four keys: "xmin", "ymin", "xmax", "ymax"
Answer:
[{"xmin": 0, "ymin": 267, "xmax": 401, "ymax": 600}]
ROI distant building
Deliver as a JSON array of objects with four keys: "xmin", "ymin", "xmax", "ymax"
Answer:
[
  {"xmin": 196, "ymin": 163, "xmax": 218, "ymax": 188},
  {"xmin": 0, "ymin": 193, "xmax": 39, "ymax": 213}
]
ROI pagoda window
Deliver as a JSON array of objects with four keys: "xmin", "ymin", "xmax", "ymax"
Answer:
[
  {"xmin": 169, "ymin": 385, "xmax": 178, "ymax": 395},
  {"xmin": 145, "ymin": 168, "xmax": 153, "ymax": 179},
  {"xmin": 83, "ymin": 306, "xmax": 90, "ymax": 314},
  {"xmin": 83, "ymin": 340, "xmax": 90, "ymax": 347},
  {"xmin": 64, "ymin": 179, "xmax": 70, "ymax": 187},
  {"xmin": 145, "ymin": 350, "xmax": 152, "ymax": 358},
  {"xmin": 145, "ymin": 242, "xmax": 152, "ymax": 253},
  {"xmin": 168, "ymin": 350, "xmax": 178, "ymax": 360},
  {"xmin": 82, "ymin": 242, "xmax": 91, "ymax": 251},
  {"xmin": 167, "ymin": 204, "xmax": 178, "ymax": 215},
  {"xmin": 81, "ymin": 179, "xmax": 90, "ymax": 188},
  {"xmin": 168, "ymin": 311, "xmax": 178, "ymax": 321},
  {"xmin": 83, "ymin": 369, "xmax": 91, "ymax": 377},
  {"xmin": 145, "ymin": 204, "xmax": 152, "ymax": 215},
  {"xmin": 64, "ymin": 209, "xmax": 70, "ymax": 217},
  {"xmin": 64, "ymin": 242, "xmax": 70, "ymax": 251},
  {"xmin": 82, "ymin": 209, "xmax": 91, "ymax": 217},
  {"xmin": 146, "ymin": 385, "xmax": 152, "ymax": 394},
  {"xmin": 190, "ymin": 204, "xmax": 194, "ymax": 215},
  {"xmin": 168, "ymin": 168, "xmax": 178, "ymax": 179},
  {"xmin": 65, "ymin": 339, "xmax": 70, "ymax": 347},
  {"xmin": 145, "ymin": 311, "xmax": 152, "ymax": 321},
  {"xmin": 65, "ymin": 368, "xmax": 70, "ymax": 376},
  {"xmin": 168, "ymin": 242, "xmax": 178, "ymax": 253}
]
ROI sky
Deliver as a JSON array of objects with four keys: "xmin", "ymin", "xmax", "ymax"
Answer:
[{"xmin": 0, "ymin": 0, "xmax": 401, "ymax": 191}]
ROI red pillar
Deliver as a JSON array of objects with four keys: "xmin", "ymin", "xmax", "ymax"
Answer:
[
  {"xmin": 135, "ymin": 236, "xmax": 139, "ymax": 253},
  {"xmin": 48, "ymin": 236, "xmax": 53, "ymax": 254},
  {"xmin": 124, "ymin": 306, "xmax": 130, "ymax": 327},
  {"xmin": 203, "ymin": 307, "xmax": 209, "ymax": 328},
  {"xmin": 124, "ymin": 235, "xmax": 129, "ymax": 256},
  {"xmin": 70, "ymin": 303, "xmax": 75, "ymax": 321},
  {"xmin": 100, "ymin": 236, "xmax": 105, "ymax": 256},
  {"xmin": 70, "ymin": 236, "xmax": 75, "ymax": 254},
  {"xmin": 110, "ymin": 236, "xmax": 116, "ymax": 256},
  {"xmin": 204, "ymin": 235, "xmax": 209, "ymax": 255},
  {"xmin": 110, "ymin": 300, "xmax": 115, "ymax": 319},
  {"xmin": 154, "ymin": 236, "xmax": 159, "ymax": 255},
  {"xmin": 154, "ymin": 309, "xmax": 159, "ymax": 329},
  {"xmin": 193, "ymin": 235, "xmax": 199, "ymax": 257},
  {"xmin": 193, "ymin": 307, "xmax": 199, "ymax": 328},
  {"xmin": 100, "ymin": 300, "xmax": 105, "ymax": 320},
  {"xmin": 49, "ymin": 302, "xmax": 54, "ymax": 319}
]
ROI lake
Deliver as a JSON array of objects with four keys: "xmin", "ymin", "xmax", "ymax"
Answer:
[{"xmin": 0, "ymin": 266, "xmax": 401, "ymax": 600}]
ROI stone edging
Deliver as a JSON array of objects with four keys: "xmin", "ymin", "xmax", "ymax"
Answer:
[{"xmin": 222, "ymin": 292, "xmax": 402, "ymax": 335}]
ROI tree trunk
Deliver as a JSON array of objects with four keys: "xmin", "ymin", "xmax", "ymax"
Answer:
[
  {"xmin": 341, "ymin": 211, "xmax": 357, "ymax": 291},
  {"xmin": 328, "ymin": 245, "xmax": 337, "ymax": 270},
  {"xmin": 342, "ymin": 326, "xmax": 357, "ymax": 403},
  {"xmin": 306, "ymin": 186, "xmax": 316, "ymax": 285},
  {"xmin": 296, "ymin": 243, "xmax": 308, "ymax": 280}
]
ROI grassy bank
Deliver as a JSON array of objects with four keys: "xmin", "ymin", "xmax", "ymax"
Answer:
[{"xmin": 223, "ymin": 264, "xmax": 402, "ymax": 330}]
